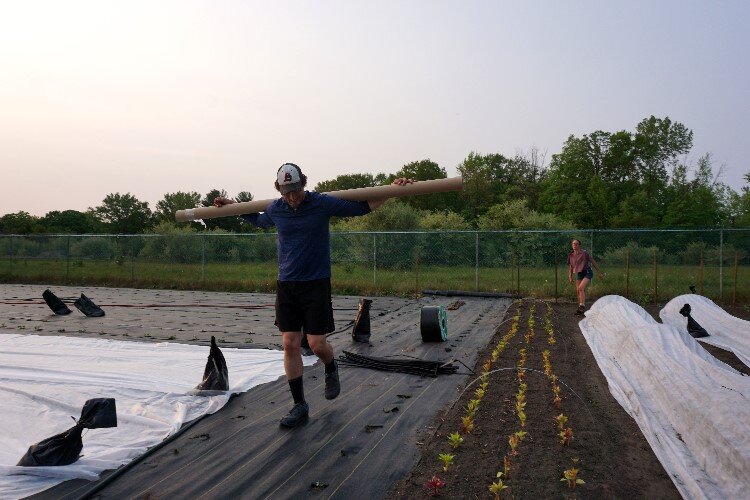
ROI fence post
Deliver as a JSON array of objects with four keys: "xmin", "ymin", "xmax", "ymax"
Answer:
[
  {"xmin": 475, "ymin": 232, "xmax": 479, "ymax": 291},
  {"xmin": 590, "ymin": 230, "xmax": 594, "ymax": 260},
  {"xmin": 625, "ymin": 249, "xmax": 630, "ymax": 298},
  {"xmin": 516, "ymin": 253, "xmax": 520, "ymax": 297},
  {"xmin": 719, "ymin": 229, "xmax": 724, "ymax": 300},
  {"xmin": 66, "ymin": 235, "xmax": 71, "ymax": 282},
  {"xmin": 733, "ymin": 251, "xmax": 739, "ymax": 306},
  {"xmin": 372, "ymin": 233, "xmax": 377, "ymax": 286}
]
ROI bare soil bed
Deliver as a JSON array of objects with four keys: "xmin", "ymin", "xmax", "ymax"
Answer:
[{"xmin": 390, "ymin": 299, "xmax": 749, "ymax": 499}]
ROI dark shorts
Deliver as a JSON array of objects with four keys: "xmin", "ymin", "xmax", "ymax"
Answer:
[
  {"xmin": 275, "ymin": 278, "xmax": 335, "ymax": 334},
  {"xmin": 576, "ymin": 267, "xmax": 594, "ymax": 281}
]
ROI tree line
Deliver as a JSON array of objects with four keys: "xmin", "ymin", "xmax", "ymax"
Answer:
[{"xmin": 2, "ymin": 116, "xmax": 749, "ymax": 235}]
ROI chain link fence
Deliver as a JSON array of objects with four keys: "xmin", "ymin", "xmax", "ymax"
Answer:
[{"xmin": 0, "ymin": 229, "xmax": 748, "ymax": 304}]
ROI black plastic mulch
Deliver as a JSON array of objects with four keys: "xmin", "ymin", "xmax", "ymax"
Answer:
[{"xmin": 28, "ymin": 296, "xmax": 510, "ymax": 500}]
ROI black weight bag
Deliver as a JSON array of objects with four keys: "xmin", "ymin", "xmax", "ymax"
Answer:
[{"xmin": 17, "ymin": 398, "xmax": 117, "ymax": 466}]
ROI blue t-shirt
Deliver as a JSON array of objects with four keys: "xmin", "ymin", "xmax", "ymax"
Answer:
[{"xmin": 241, "ymin": 191, "xmax": 371, "ymax": 281}]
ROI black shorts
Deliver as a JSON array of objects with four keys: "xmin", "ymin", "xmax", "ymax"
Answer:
[
  {"xmin": 576, "ymin": 267, "xmax": 594, "ymax": 281},
  {"xmin": 275, "ymin": 278, "xmax": 335, "ymax": 334}
]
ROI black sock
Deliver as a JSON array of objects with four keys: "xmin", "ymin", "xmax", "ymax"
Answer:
[
  {"xmin": 288, "ymin": 376, "xmax": 305, "ymax": 405},
  {"xmin": 325, "ymin": 359, "xmax": 337, "ymax": 374}
]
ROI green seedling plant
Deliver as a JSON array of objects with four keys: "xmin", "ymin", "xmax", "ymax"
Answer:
[
  {"xmin": 545, "ymin": 304, "xmax": 556, "ymax": 344},
  {"xmin": 460, "ymin": 415, "xmax": 474, "ymax": 434},
  {"xmin": 508, "ymin": 434, "xmax": 520, "ymax": 456},
  {"xmin": 559, "ymin": 427, "xmax": 574, "ymax": 446},
  {"xmin": 466, "ymin": 399, "xmax": 480, "ymax": 417},
  {"xmin": 488, "ymin": 472, "xmax": 509, "ymax": 499},
  {"xmin": 424, "ymin": 475, "xmax": 446, "ymax": 496},
  {"xmin": 561, "ymin": 459, "xmax": 585, "ymax": 489},
  {"xmin": 438, "ymin": 453, "xmax": 454, "ymax": 472},
  {"xmin": 474, "ymin": 387, "xmax": 485, "ymax": 400},
  {"xmin": 447, "ymin": 432, "xmax": 464, "ymax": 449},
  {"xmin": 554, "ymin": 413, "xmax": 569, "ymax": 430},
  {"xmin": 503, "ymin": 455, "xmax": 511, "ymax": 479},
  {"xmin": 542, "ymin": 350, "xmax": 553, "ymax": 378}
]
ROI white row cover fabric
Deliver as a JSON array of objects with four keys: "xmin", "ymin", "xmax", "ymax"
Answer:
[
  {"xmin": 0, "ymin": 334, "xmax": 315, "ymax": 499},
  {"xmin": 660, "ymin": 294, "xmax": 750, "ymax": 368},
  {"xmin": 580, "ymin": 296, "xmax": 750, "ymax": 500}
]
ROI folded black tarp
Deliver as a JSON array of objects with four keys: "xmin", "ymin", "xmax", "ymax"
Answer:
[
  {"xmin": 17, "ymin": 398, "xmax": 117, "ymax": 467},
  {"xmin": 194, "ymin": 336, "xmax": 229, "ymax": 391},
  {"xmin": 74, "ymin": 293, "xmax": 105, "ymax": 317},
  {"xmin": 42, "ymin": 289, "xmax": 72, "ymax": 315}
]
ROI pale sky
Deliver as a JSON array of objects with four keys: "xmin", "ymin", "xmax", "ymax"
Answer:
[{"xmin": 1, "ymin": 0, "xmax": 748, "ymax": 217}]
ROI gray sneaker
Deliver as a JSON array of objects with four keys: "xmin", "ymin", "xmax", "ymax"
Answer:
[
  {"xmin": 280, "ymin": 402, "xmax": 309, "ymax": 428},
  {"xmin": 324, "ymin": 367, "xmax": 341, "ymax": 400}
]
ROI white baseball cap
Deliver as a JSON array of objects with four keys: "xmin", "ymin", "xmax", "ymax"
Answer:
[{"xmin": 276, "ymin": 163, "xmax": 303, "ymax": 194}]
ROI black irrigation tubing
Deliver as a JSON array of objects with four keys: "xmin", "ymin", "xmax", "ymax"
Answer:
[
  {"xmin": 453, "ymin": 367, "xmax": 595, "ymax": 424},
  {"xmin": 337, "ymin": 351, "xmax": 459, "ymax": 377},
  {"xmin": 325, "ymin": 321, "xmax": 355, "ymax": 337},
  {"xmin": 385, "ymin": 351, "xmax": 475, "ymax": 375}
]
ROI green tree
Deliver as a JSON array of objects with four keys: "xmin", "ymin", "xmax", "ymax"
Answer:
[
  {"xmin": 727, "ymin": 172, "xmax": 750, "ymax": 227},
  {"xmin": 477, "ymin": 200, "xmax": 575, "ymax": 230},
  {"xmin": 420, "ymin": 210, "xmax": 471, "ymax": 230},
  {"xmin": 201, "ymin": 189, "xmax": 242, "ymax": 232},
  {"xmin": 662, "ymin": 154, "xmax": 727, "ymax": 228},
  {"xmin": 39, "ymin": 210, "xmax": 99, "ymax": 234},
  {"xmin": 0, "ymin": 211, "xmax": 40, "ymax": 234},
  {"xmin": 236, "ymin": 191, "xmax": 254, "ymax": 203},
  {"xmin": 457, "ymin": 152, "xmax": 510, "ymax": 220},
  {"xmin": 334, "ymin": 199, "xmax": 422, "ymax": 231},
  {"xmin": 395, "ymin": 159, "xmax": 461, "ymax": 212},
  {"xmin": 90, "ymin": 193, "xmax": 153, "ymax": 234},
  {"xmin": 315, "ymin": 173, "xmax": 378, "ymax": 192},
  {"xmin": 155, "ymin": 191, "xmax": 202, "ymax": 230},
  {"xmin": 634, "ymin": 115, "xmax": 693, "ymax": 189}
]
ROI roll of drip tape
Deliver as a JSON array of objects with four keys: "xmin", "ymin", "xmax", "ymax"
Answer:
[{"xmin": 420, "ymin": 305, "xmax": 448, "ymax": 342}]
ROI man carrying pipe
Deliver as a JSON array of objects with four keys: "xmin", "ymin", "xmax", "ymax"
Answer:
[{"xmin": 214, "ymin": 163, "xmax": 414, "ymax": 428}]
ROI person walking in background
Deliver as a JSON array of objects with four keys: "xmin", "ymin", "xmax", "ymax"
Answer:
[
  {"xmin": 214, "ymin": 163, "xmax": 413, "ymax": 428},
  {"xmin": 567, "ymin": 238, "xmax": 604, "ymax": 316}
]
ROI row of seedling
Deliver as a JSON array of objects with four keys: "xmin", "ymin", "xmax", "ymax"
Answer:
[
  {"xmin": 541, "ymin": 304, "xmax": 585, "ymax": 490},
  {"xmin": 429, "ymin": 301, "xmax": 524, "ymax": 496},
  {"xmin": 489, "ymin": 303, "xmax": 536, "ymax": 497}
]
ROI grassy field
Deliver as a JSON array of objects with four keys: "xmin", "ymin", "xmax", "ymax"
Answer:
[{"xmin": 2, "ymin": 257, "xmax": 748, "ymax": 305}]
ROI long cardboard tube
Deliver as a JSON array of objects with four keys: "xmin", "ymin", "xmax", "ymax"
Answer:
[{"xmin": 175, "ymin": 176, "xmax": 463, "ymax": 222}]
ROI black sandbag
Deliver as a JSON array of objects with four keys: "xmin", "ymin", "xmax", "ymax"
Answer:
[
  {"xmin": 74, "ymin": 293, "xmax": 105, "ymax": 317},
  {"xmin": 679, "ymin": 303, "xmax": 710, "ymax": 338},
  {"xmin": 195, "ymin": 336, "xmax": 229, "ymax": 391},
  {"xmin": 42, "ymin": 289, "xmax": 72, "ymax": 315},
  {"xmin": 17, "ymin": 398, "xmax": 117, "ymax": 467},
  {"xmin": 352, "ymin": 298, "xmax": 373, "ymax": 343}
]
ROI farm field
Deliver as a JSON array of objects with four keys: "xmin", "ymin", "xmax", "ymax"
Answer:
[
  {"xmin": 2, "ymin": 258, "xmax": 748, "ymax": 303},
  {"xmin": 390, "ymin": 300, "xmax": 749, "ymax": 499}
]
